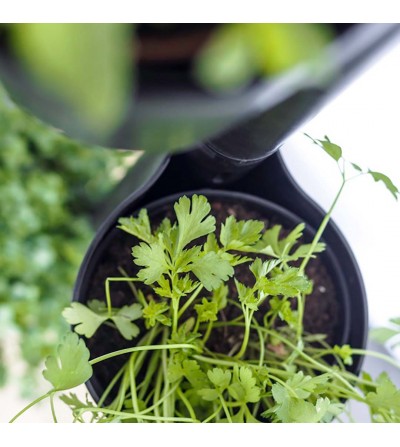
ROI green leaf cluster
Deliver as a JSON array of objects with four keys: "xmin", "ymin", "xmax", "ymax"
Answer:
[
  {"xmin": 0, "ymin": 84, "xmax": 130, "ymax": 387},
  {"xmin": 11, "ymin": 137, "xmax": 400, "ymax": 424}
]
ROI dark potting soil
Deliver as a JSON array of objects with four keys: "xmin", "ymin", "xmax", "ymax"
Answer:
[{"xmin": 83, "ymin": 199, "xmax": 338, "ymax": 394}]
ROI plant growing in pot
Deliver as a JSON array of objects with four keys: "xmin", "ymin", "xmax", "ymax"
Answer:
[{"xmin": 10, "ymin": 136, "xmax": 400, "ymax": 423}]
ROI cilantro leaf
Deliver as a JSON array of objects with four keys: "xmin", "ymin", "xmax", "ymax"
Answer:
[
  {"xmin": 142, "ymin": 300, "xmax": 171, "ymax": 329},
  {"xmin": 191, "ymin": 251, "xmax": 234, "ymax": 291},
  {"xmin": 251, "ymin": 223, "xmax": 325, "ymax": 261},
  {"xmin": 174, "ymin": 195, "xmax": 216, "ymax": 251},
  {"xmin": 168, "ymin": 359, "xmax": 208, "ymax": 389},
  {"xmin": 198, "ymin": 367, "xmax": 232, "ymax": 401},
  {"xmin": 63, "ymin": 301, "xmax": 142, "ymax": 340},
  {"xmin": 249, "ymin": 258, "xmax": 280, "ymax": 279},
  {"xmin": 110, "ymin": 304, "xmax": 142, "ymax": 340},
  {"xmin": 220, "ymin": 215, "xmax": 264, "ymax": 251},
  {"xmin": 228, "ymin": 367, "xmax": 261, "ymax": 404},
  {"xmin": 269, "ymin": 296, "xmax": 297, "ymax": 326},
  {"xmin": 368, "ymin": 170, "xmax": 399, "ymax": 200},
  {"xmin": 235, "ymin": 279, "xmax": 259, "ymax": 310},
  {"xmin": 333, "ymin": 344, "xmax": 353, "ymax": 366},
  {"xmin": 318, "ymin": 136, "xmax": 342, "ymax": 161},
  {"xmin": 43, "ymin": 333, "xmax": 92, "ymax": 391},
  {"xmin": 305, "ymin": 133, "xmax": 342, "ymax": 161},
  {"xmin": 132, "ymin": 239, "xmax": 169, "ymax": 284},
  {"xmin": 117, "ymin": 208, "xmax": 154, "ymax": 243},
  {"xmin": 198, "ymin": 388, "xmax": 219, "ymax": 401},
  {"xmin": 351, "ymin": 162, "xmax": 363, "ymax": 172},
  {"xmin": 62, "ymin": 301, "xmax": 107, "ymax": 338},
  {"xmin": 261, "ymin": 267, "xmax": 311, "ymax": 297},
  {"xmin": 208, "ymin": 368, "xmax": 232, "ymax": 389},
  {"xmin": 365, "ymin": 372, "xmax": 400, "ymax": 421},
  {"xmin": 195, "ymin": 298, "xmax": 218, "ymax": 323}
]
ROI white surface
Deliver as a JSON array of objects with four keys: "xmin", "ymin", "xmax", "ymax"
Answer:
[{"xmin": 281, "ymin": 35, "xmax": 400, "ymax": 329}]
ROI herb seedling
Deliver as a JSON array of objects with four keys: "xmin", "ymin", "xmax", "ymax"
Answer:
[{"xmin": 11, "ymin": 136, "xmax": 400, "ymax": 423}]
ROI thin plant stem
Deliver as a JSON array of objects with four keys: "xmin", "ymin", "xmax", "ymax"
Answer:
[
  {"xmin": 78, "ymin": 407, "xmax": 199, "ymax": 423},
  {"xmin": 49, "ymin": 392, "xmax": 58, "ymax": 423},
  {"xmin": 90, "ymin": 343, "xmax": 201, "ymax": 366},
  {"xmin": 299, "ymin": 178, "xmax": 346, "ymax": 274},
  {"xmin": 129, "ymin": 354, "xmax": 142, "ymax": 422},
  {"xmin": 176, "ymin": 386, "xmax": 197, "ymax": 421},
  {"xmin": 105, "ymin": 277, "xmax": 140, "ymax": 316},
  {"xmin": 235, "ymin": 307, "xmax": 253, "ymax": 359},
  {"xmin": 202, "ymin": 405, "xmax": 223, "ymax": 423},
  {"xmin": 178, "ymin": 284, "xmax": 204, "ymax": 318},
  {"xmin": 9, "ymin": 391, "xmax": 52, "ymax": 423},
  {"xmin": 219, "ymin": 394, "xmax": 232, "ymax": 423}
]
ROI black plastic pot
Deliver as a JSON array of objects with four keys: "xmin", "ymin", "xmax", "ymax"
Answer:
[{"xmin": 73, "ymin": 153, "xmax": 368, "ymax": 402}]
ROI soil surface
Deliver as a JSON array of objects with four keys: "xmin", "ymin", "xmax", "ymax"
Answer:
[{"xmin": 82, "ymin": 198, "xmax": 339, "ymax": 396}]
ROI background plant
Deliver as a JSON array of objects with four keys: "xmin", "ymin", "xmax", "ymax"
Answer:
[{"xmin": 0, "ymin": 85, "xmax": 133, "ymax": 391}]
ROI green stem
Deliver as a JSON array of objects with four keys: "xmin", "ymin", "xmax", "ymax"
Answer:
[
  {"xmin": 9, "ymin": 391, "xmax": 52, "ymax": 423},
  {"xmin": 105, "ymin": 277, "xmax": 140, "ymax": 317},
  {"xmin": 161, "ymin": 344, "xmax": 171, "ymax": 418},
  {"xmin": 178, "ymin": 284, "xmax": 204, "ymax": 318},
  {"xmin": 203, "ymin": 321, "xmax": 214, "ymax": 344},
  {"xmin": 172, "ymin": 297, "xmax": 180, "ymax": 335},
  {"xmin": 296, "ymin": 293, "xmax": 305, "ymax": 343},
  {"xmin": 117, "ymin": 267, "xmax": 146, "ymax": 306},
  {"xmin": 78, "ymin": 407, "xmax": 198, "ymax": 423},
  {"xmin": 299, "ymin": 178, "xmax": 346, "ymax": 274},
  {"xmin": 153, "ymin": 365, "xmax": 164, "ymax": 419},
  {"xmin": 90, "ymin": 343, "xmax": 201, "ymax": 366},
  {"xmin": 49, "ymin": 392, "xmax": 58, "ymax": 423},
  {"xmin": 202, "ymin": 405, "xmax": 223, "ymax": 423},
  {"xmin": 352, "ymin": 348, "xmax": 400, "ymax": 370},
  {"xmin": 139, "ymin": 382, "xmax": 180, "ymax": 415},
  {"xmin": 177, "ymin": 386, "xmax": 197, "ymax": 421},
  {"xmin": 98, "ymin": 363, "xmax": 127, "ymax": 408},
  {"xmin": 235, "ymin": 307, "xmax": 253, "ymax": 359},
  {"xmin": 219, "ymin": 394, "xmax": 233, "ymax": 423},
  {"xmin": 129, "ymin": 354, "xmax": 142, "ymax": 422},
  {"xmin": 138, "ymin": 349, "xmax": 162, "ymax": 401}
]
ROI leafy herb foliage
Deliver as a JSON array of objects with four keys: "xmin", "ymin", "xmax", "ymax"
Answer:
[{"xmin": 11, "ymin": 136, "xmax": 400, "ymax": 423}]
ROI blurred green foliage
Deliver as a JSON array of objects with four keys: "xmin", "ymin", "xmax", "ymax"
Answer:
[
  {"xmin": 194, "ymin": 24, "xmax": 333, "ymax": 92},
  {"xmin": 0, "ymin": 84, "xmax": 131, "ymax": 391},
  {"xmin": 9, "ymin": 24, "xmax": 133, "ymax": 138}
]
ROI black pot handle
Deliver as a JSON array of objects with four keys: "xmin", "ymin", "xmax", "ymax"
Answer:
[{"xmin": 190, "ymin": 23, "xmax": 400, "ymax": 184}]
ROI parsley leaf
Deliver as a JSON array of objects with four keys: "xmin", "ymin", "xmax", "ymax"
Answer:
[
  {"xmin": 42, "ymin": 333, "xmax": 92, "ymax": 391},
  {"xmin": 195, "ymin": 298, "xmax": 218, "ymax": 323},
  {"xmin": 62, "ymin": 301, "xmax": 107, "ymax": 338},
  {"xmin": 365, "ymin": 373, "xmax": 400, "ymax": 421},
  {"xmin": 111, "ymin": 304, "xmax": 142, "ymax": 340},
  {"xmin": 261, "ymin": 267, "xmax": 311, "ymax": 297},
  {"xmin": 220, "ymin": 215, "xmax": 264, "ymax": 251},
  {"xmin": 63, "ymin": 301, "xmax": 142, "ymax": 340},
  {"xmin": 132, "ymin": 239, "xmax": 169, "ymax": 284},
  {"xmin": 368, "ymin": 170, "xmax": 399, "ymax": 200},
  {"xmin": 333, "ymin": 344, "xmax": 353, "ymax": 366},
  {"xmin": 191, "ymin": 251, "xmax": 234, "ymax": 291},
  {"xmin": 228, "ymin": 367, "xmax": 261, "ymax": 404},
  {"xmin": 142, "ymin": 300, "xmax": 171, "ymax": 329},
  {"xmin": 174, "ymin": 195, "xmax": 216, "ymax": 252},
  {"xmin": 117, "ymin": 208, "xmax": 154, "ymax": 244}
]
